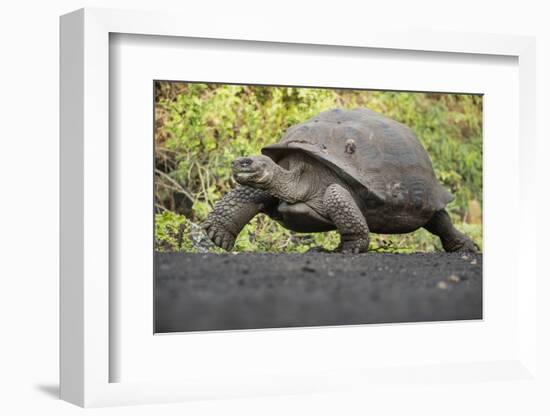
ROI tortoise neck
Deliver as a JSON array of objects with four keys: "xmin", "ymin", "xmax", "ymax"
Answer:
[{"xmin": 266, "ymin": 164, "xmax": 303, "ymax": 203}]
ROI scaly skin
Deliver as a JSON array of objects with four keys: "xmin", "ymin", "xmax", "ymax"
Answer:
[
  {"xmin": 323, "ymin": 184, "xmax": 370, "ymax": 253},
  {"xmin": 207, "ymin": 155, "xmax": 373, "ymax": 253},
  {"xmin": 424, "ymin": 209, "xmax": 479, "ymax": 253},
  {"xmin": 202, "ymin": 186, "xmax": 275, "ymax": 251}
]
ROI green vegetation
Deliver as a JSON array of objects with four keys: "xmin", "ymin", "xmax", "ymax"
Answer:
[{"xmin": 155, "ymin": 82, "xmax": 482, "ymax": 253}]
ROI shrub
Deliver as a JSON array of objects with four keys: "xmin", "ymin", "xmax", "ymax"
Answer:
[{"xmin": 155, "ymin": 82, "xmax": 482, "ymax": 253}]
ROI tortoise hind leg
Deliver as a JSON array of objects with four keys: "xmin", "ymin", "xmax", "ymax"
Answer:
[
  {"xmin": 424, "ymin": 209, "xmax": 478, "ymax": 253},
  {"xmin": 323, "ymin": 184, "xmax": 370, "ymax": 254}
]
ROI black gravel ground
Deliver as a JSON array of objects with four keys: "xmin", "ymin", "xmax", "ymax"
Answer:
[{"xmin": 155, "ymin": 252, "xmax": 482, "ymax": 333}]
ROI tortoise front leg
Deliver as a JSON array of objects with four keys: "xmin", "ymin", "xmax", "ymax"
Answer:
[
  {"xmin": 202, "ymin": 186, "xmax": 276, "ymax": 251},
  {"xmin": 323, "ymin": 184, "xmax": 370, "ymax": 254}
]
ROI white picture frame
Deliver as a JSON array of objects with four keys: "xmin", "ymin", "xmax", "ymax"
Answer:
[{"xmin": 60, "ymin": 7, "xmax": 538, "ymax": 408}]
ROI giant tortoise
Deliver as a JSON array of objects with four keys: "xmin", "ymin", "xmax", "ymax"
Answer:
[{"xmin": 202, "ymin": 108, "xmax": 478, "ymax": 253}]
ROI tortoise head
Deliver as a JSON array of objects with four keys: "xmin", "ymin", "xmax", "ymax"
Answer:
[{"xmin": 232, "ymin": 155, "xmax": 278, "ymax": 189}]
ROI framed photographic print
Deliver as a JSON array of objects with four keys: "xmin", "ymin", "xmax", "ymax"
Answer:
[
  {"xmin": 153, "ymin": 81, "xmax": 483, "ymax": 334},
  {"xmin": 60, "ymin": 7, "xmax": 539, "ymax": 408}
]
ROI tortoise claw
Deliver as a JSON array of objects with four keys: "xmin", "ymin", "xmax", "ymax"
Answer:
[
  {"xmin": 444, "ymin": 235, "xmax": 479, "ymax": 253},
  {"xmin": 201, "ymin": 218, "xmax": 235, "ymax": 251},
  {"xmin": 221, "ymin": 235, "xmax": 233, "ymax": 251},
  {"xmin": 339, "ymin": 238, "xmax": 369, "ymax": 254},
  {"xmin": 453, "ymin": 239, "xmax": 479, "ymax": 253}
]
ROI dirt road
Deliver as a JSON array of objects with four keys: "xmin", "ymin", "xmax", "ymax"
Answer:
[{"xmin": 155, "ymin": 252, "xmax": 482, "ymax": 333}]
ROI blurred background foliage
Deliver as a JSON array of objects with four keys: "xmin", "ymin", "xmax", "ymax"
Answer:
[{"xmin": 155, "ymin": 82, "xmax": 482, "ymax": 253}]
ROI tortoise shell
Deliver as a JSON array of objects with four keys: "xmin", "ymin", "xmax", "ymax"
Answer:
[{"xmin": 261, "ymin": 108, "xmax": 453, "ymax": 214}]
